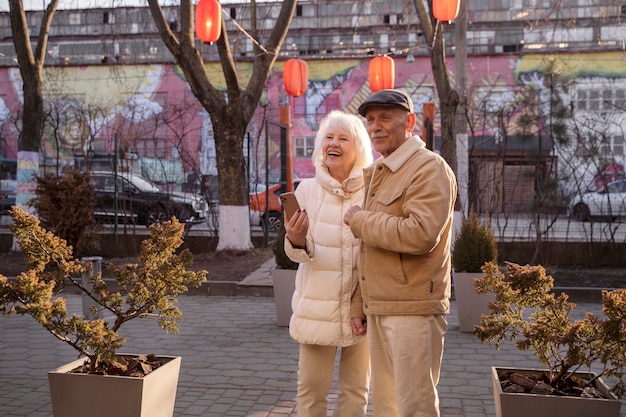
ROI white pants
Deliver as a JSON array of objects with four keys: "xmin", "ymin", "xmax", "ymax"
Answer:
[
  {"xmin": 367, "ymin": 314, "xmax": 447, "ymax": 417},
  {"xmin": 297, "ymin": 341, "xmax": 371, "ymax": 417}
]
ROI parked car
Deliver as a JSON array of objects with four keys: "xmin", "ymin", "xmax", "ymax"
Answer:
[
  {"xmin": 570, "ymin": 179, "xmax": 626, "ymax": 221},
  {"xmin": 89, "ymin": 171, "xmax": 208, "ymax": 226},
  {"xmin": 249, "ymin": 180, "xmax": 301, "ymax": 232},
  {"xmin": 0, "ymin": 179, "xmax": 16, "ymax": 214},
  {"xmin": 249, "ymin": 183, "xmax": 283, "ymax": 232}
]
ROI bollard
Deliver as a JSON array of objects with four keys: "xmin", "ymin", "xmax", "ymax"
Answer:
[{"xmin": 80, "ymin": 256, "xmax": 103, "ymax": 319}]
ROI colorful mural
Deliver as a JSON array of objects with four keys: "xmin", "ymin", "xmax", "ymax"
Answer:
[{"xmin": 0, "ymin": 50, "xmax": 624, "ymax": 191}]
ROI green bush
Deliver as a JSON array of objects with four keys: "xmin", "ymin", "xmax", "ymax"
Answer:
[
  {"xmin": 0, "ymin": 207, "xmax": 207, "ymax": 374},
  {"xmin": 272, "ymin": 219, "xmax": 298, "ymax": 270},
  {"xmin": 451, "ymin": 211, "xmax": 498, "ymax": 273},
  {"xmin": 475, "ymin": 261, "xmax": 626, "ymax": 398},
  {"xmin": 30, "ymin": 169, "xmax": 99, "ymax": 257}
]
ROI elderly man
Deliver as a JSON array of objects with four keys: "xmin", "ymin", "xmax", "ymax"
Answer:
[{"xmin": 345, "ymin": 89, "xmax": 457, "ymax": 417}]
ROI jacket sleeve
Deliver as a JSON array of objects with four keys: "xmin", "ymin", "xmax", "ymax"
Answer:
[
  {"xmin": 350, "ymin": 280, "xmax": 365, "ymax": 320},
  {"xmin": 284, "ymin": 235, "xmax": 314, "ymax": 263}
]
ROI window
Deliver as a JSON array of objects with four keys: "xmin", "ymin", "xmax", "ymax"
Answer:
[
  {"xmin": 136, "ymin": 138, "xmax": 167, "ymax": 159},
  {"xmin": 588, "ymin": 90, "xmax": 600, "ymax": 111},
  {"xmin": 69, "ymin": 13, "xmax": 81, "ymax": 25},
  {"xmin": 294, "ymin": 136, "xmax": 315, "ymax": 158},
  {"xmin": 576, "ymin": 86, "xmax": 626, "ymax": 113},
  {"xmin": 576, "ymin": 90, "xmax": 587, "ymax": 111}
]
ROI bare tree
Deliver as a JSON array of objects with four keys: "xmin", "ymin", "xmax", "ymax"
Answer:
[
  {"xmin": 8, "ymin": 0, "xmax": 59, "ymax": 208},
  {"xmin": 147, "ymin": 0, "xmax": 297, "ymax": 251},
  {"xmin": 412, "ymin": 0, "xmax": 459, "ymax": 175}
]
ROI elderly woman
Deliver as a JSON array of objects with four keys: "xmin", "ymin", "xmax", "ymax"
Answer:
[{"xmin": 284, "ymin": 110, "xmax": 373, "ymax": 417}]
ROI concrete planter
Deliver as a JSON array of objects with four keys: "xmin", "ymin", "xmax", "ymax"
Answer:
[
  {"xmin": 453, "ymin": 271, "xmax": 494, "ymax": 333},
  {"xmin": 48, "ymin": 355, "xmax": 181, "ymax": 417},
  {"xmin": 491, "ymin": 366, "xmax": 621, "ymax": 417},
  {"xmin": 272, "ymin": 268, "xmax": 296, "ymax": 327}
]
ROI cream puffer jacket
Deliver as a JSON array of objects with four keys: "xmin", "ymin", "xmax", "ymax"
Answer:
[{"xmin": 284, "ymin": 168, "xmax": 365, "ymax": 347}]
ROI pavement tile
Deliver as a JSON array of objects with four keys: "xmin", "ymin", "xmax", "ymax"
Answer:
[{"xmin": 1, "ymin": 263, "xmax": 625, "ymax": 417}]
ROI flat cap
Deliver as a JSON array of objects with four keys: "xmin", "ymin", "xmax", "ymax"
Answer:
[{"xmin": 358, "ymin": 89, "xmax": 414, "ymax": 116}]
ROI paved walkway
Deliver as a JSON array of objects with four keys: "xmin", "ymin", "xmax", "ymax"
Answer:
[{"xmin": 1, "ymin": 260, "xmax": 624, "ymax": 417}]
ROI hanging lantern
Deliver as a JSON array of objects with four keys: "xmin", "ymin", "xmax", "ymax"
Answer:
[
  {"xmin": 195, "ymin": 0, "xmax": 222, "ymax": 43},
  {"xmin": 283, "ymin": 58, "xmax": 309, "ymax": 97},
  {"xmin": 369, "ymin": 56, "xmax": 395, "ymax": 93},
  {"xmin": 433, "ymin": 0, "xmax": 460, "ymax": 22}
]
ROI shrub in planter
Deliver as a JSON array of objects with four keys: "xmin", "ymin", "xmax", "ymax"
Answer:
[
  {"xmin": 272, "ymin": 220, "xmax": 298, "ymax": 270},
  {"xmin": 451, "ymin": 210, "xmax": 498, "ymax": 273},
  {"xmin": 474, "ymin": 261, "xmax": 626, "ymax": 399},
  {"xmin": 30, "ymin": 169, "xmax": 100, "ymax": 258},
  {"xmin": 451, "ymin": 211, "xmax": 498, "ymax": 332},
  {"xmin": 0, "ymin": 206, "xmax": 207, "ymax": 375}
]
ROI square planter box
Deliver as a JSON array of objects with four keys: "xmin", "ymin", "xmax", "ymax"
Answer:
[
  {"xmin": 48, "ymin": 355, "xmax": 181, "ymax": 417},
  {"xmin": 272, "ymin": 269, "xmax": 296, "ymax": 327},
  {"xmin": 491, "ymin": 366, "xmax": 621, "ymax": 417},
  {"xmin": 453, "ymin": 271, "xmax": 494, "ymax": 333}
]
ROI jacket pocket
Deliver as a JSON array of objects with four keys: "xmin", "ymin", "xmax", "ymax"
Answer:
[{"xmin": 374, "ymin": 188, "xmax": 404, "ymax": 211}]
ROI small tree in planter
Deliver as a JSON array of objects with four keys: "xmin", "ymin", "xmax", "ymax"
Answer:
[
  {"xmin": 474, "ymin": 261, "xmax": 626, "ymax": 405},
  {"xmin": 451, "ymin": 210, "xmax": 498, "ymax": 274},
  {"xmin": 0, "ymin": 206, "xmax": 207, "ymax": 374},
  {"xmin": 272, "ymin": 220, "xmax": 299, "ymax": 270},
  {"xmin": 451, "ymin": 211, "xmax": 498, "ymax": 332}
]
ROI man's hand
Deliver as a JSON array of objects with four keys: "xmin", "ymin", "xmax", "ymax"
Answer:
[
  {"xmin": 350, "ymin": 317, "xmax": 367, "ymax": 335},
  {"xmin": 343, "ymin": 205, "xmax": 361, "ymax": 226}
]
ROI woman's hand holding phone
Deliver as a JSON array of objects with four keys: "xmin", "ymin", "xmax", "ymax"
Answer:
[{"xmin": 281, "ymin": 192, "xmax": 308, "ymax": 248}]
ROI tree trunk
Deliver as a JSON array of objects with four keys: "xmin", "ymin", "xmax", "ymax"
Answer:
[
  {"xmin": 412, "ymin": 0, "xmax": 459, "ymax": 175},
  {"xmin": 9, "ymin": 0, "xmax": 59, "ymax": 220},
  {"xmin": 148, "ymin": 0, "xmax": 296, "ymax": 251}
]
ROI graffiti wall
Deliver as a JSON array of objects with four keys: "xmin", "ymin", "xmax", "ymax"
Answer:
[{"xmin": 0, "ymin": 49, "xmax": 625, "ymax": 190}]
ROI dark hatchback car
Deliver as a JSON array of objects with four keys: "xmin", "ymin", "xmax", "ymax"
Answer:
[{"xmin": 90, "ymin": 171, "xmax": 208, "ymax": 226}]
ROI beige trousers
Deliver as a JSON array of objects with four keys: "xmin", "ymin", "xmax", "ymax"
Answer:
[
  {"xmin": 367, "ymin": 314, "xmax": 447, "ymax": 417},
  {"xmin": 296, "ymin": 341, "xmax": 371, "ymax": 417}
]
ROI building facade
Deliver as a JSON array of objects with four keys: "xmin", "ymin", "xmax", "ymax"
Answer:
[{"xmin": 0, "ymin": 0, "xmax": 624, "ymax": 214}]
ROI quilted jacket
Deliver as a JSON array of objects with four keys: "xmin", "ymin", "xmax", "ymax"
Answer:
[{"xmin": 285, "ymin": 167, "xmax": 366, "ymax": 347}]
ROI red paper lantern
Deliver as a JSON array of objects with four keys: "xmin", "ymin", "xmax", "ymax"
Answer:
[
  {"xmin": 433, "ymin": 0, "xmax": 460, "ymax": 22},
  {"xmin": 369, "ymin": 56, "xmax": 395, "ymax": 92},
  {"xmin": 284, "ymin": 58, "xmax": 309, "ymax": 97},
  {"xmin": 195, "ymin": 0, "xmax": 222, "ymax": 43}
]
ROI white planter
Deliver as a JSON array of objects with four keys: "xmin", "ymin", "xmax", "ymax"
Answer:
[
  {"xmin": 453, "ymin": 271, "xmax": 494, "ymax": 333},
  {"xmin": 48, "ymin": 355, "xmax": 181, "ymax": 417},
  {"xmin": 491, "ymin": 366, "xmax": 621, "ymax": 417},
  {"xmin": 272, "ymin": 268, "xmax": 296, "ymax": 327}
]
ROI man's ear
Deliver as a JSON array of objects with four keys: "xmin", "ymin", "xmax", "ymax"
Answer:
[{"xmin": 406, "ymin": 112, "xmax": 417, "ymax": 133}]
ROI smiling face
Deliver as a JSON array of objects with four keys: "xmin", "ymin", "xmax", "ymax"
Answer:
[
  {"xmin": 322, "ymin": 128, "xmax": 358, "ymax": 182},
  {"xmin": 364, "ymin": 106, "xmax": 416, "ymax": 158}
]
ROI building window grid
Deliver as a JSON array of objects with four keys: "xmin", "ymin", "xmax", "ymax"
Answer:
[
  {"xmin": 135, "ymin": 137, "xmax": 167, "ymax": 159},
  {"xmin": 577, "ymin": 87, "xmax": 626, "ymax": 113},
  {"xmin": 294, "ymin": 136, "xmax": 315, "ymax": 158},
  {"xmin": 575, "ymin": 86, "xmax": 626, "ymax": 156}
]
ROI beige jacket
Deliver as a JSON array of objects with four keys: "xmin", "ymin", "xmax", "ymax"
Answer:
[
  {"xmin": 285, "ymin": 167, "xmax": 366, "ymax": 347},
  {"xmin": 349, "ymin": 136, "xmax": 457, "ymax": 317}
]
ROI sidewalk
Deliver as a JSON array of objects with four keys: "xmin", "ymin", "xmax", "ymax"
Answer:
[{"xmin": 0, "ymin": 261, "xmax": 624, "ymax": 417}]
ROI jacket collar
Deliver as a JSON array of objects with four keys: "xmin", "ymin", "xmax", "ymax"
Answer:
[
  {"xmin": 315, "ymin": 165, "xmax": 365, "ymax": 198},
  {"xmin": 376, "ymin": 135, "xmax": 426, "ymax": 172}
]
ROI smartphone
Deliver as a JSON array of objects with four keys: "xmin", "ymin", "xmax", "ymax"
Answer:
[{"xmin": 279, "ymin": 192, "xmax": 300, "ymax": 219}]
